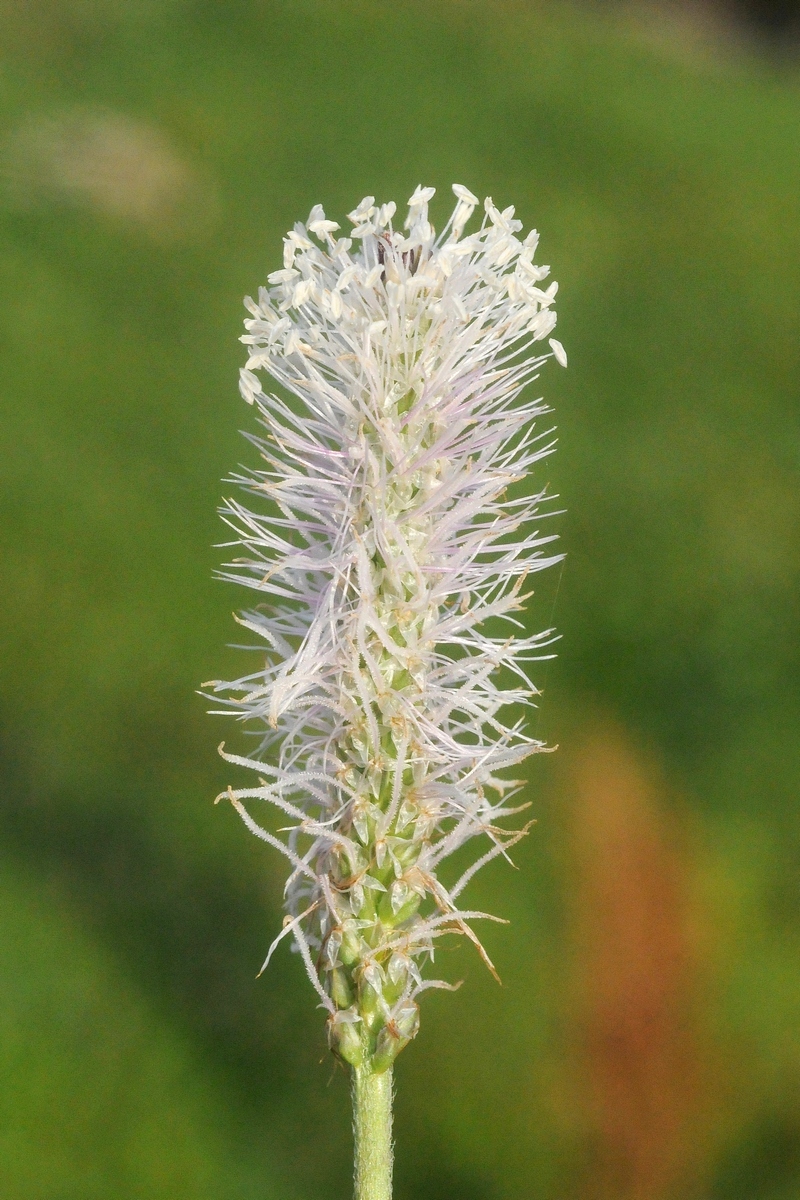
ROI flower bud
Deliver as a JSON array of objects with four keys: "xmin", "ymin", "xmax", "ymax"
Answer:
[
  {"xmin": 372, "ymin": 1004, "xmax": 420, "ymax": 1074},
  {"xmin": 328, "ymin": 1008, "xmax": 363, "ymax": 1068},
  {"xmin": 329, "ymin": 966, "xmax": 354, "ymax": 1009}
]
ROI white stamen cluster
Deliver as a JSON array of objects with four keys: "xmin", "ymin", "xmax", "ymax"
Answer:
[{"xmin": 207, "ymin": 184, "xmax": 564, "ymax": 1072}]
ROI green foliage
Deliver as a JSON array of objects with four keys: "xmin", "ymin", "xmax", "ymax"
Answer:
[
  {"xmin": 0, "ymin": 2, "xmax": 798, "ymax": 1197},
  {"xmin": 0, "ymin": 860, "xmax": 271, "ymax": 1199}
]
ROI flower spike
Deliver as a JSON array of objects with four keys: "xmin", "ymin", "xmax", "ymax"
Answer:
[{"xmin": 208, "ymin": 184, "xmax": 564, "ymax": 1077}]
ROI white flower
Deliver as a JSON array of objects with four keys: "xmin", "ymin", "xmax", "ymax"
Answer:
[{"xmin": 206, "ymin": 185, "xmax": 564, "ymax": 1071}]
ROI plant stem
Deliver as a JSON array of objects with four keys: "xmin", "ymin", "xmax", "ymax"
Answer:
[{"xmin": 352, "ymin": 1065, "xmax": 393, "ymax": 1200}]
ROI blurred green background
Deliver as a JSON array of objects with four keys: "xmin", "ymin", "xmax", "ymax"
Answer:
[{"xmin": 1, "ymin": 1, "xmax": 799, "ymax": 1197}]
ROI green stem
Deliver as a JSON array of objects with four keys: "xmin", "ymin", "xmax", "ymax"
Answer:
[{"xmin": 351, "ymin": 1065, "xmax": 393, "ymax": 1200}]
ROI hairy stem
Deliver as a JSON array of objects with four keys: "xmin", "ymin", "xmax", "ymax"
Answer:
[{"xmin": 352, "ymin": 1065, "xmax": 394, "ymax": 1200}]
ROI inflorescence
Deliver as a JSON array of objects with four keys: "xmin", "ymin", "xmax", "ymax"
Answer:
[{"xmin": 206, "ymin": 184, "xmax": 565, "ymax": 1073}]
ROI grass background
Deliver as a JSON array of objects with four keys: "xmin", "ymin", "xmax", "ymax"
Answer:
[{"xmin": 0, "ymin": 1, "xmax": 798, "ymax": 1197}]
